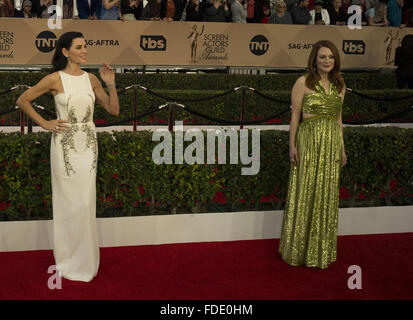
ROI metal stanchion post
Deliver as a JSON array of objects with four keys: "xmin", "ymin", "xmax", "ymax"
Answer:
[
  {"xmin": 168, "ymin": 103, "xmax": 175, "ymax": 132},
  {"xmin": 20, "ymin": 110, "xmax": 24, "ymax": 134},
  {"xmin": 133, "ymin": 86, "xmax": 137, "ymax": 132},
  {"xmin": 28, "ymin": 114, "xmax": 33, "ymax": 133},
  {"xmin": 240, "ymin": 86, "xmax": 246, "ymax": 130},
  {"xmin": 19, "ymin": 86, "xmax": 25, "ymax": 134}
]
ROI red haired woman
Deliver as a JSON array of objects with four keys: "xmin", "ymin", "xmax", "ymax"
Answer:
[{"xmin": 278, "ymin": 40, "xmax": 347, "ymax": 269}]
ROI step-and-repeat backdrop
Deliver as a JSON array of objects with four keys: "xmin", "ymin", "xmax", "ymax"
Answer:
[{"xmin": 0, "ymin": 18, "xmax": 411, "ymax": 68}]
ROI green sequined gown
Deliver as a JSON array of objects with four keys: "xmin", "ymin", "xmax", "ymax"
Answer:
[{"xmin": 278, "ymin": 80, "xmax": 343, "ymax": 269}]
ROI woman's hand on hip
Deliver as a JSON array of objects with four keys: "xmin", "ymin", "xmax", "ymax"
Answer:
[{"xmin": 42, "ymin": 119, "xmax": 70, "ymax": 133}]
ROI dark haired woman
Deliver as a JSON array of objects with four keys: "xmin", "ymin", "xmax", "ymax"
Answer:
[
  {"xmin": 278, "ymin": 40, "xmax": 347, "ymax": 269},
  {"xmin": 394, "ymin": 34, "xmax": 413, "ymax": 89},
  {"xmin": 16, "ymin": 31, "xmax": 119, "ymax": 282},
  {"xmin": 141, "ymin": 0, "xmax": 161, "ymax": 20},
  {"xmin": 160, "ymin": 0, "xmax": 183, "ymax": 21}
]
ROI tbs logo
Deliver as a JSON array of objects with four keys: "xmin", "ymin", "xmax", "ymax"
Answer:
[
  {"xmin": 342, "ymin": 40, "xmax": 365, "ymax": 54},
  {"xmin": 140, "ymin": 35, "xmax": 166, "ymax": 51}
]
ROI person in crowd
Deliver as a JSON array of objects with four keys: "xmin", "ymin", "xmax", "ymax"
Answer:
[
  {"xmin": 141, "ymin": 0, "xmax": 161, "ymax": 19},
  {"xmin": 327, "ymin": 0, "xmax": 347, "ymax": 25},
  {"xmin": 185, "ymin": 0, "xmax": 202, "ymax": 20},
  {"xmin": 231, "ymin": 0, "xmax": 247, "ymax": 22},
  {"xmin": 261, "ymin": 1, "xmax": 271, "ymax": 21},
  {"xmin": 75, "ymin": 0, "xmax": 97, "ymax": 18},
  {"xmin": 269, "ymin": 0, "xmax": 276, "ymax": 14},
  {"xmin": 60, "ymin": 0, "xmax": 74, "ymax": 18},
  {"xmin": 402, "ymin": 1, "xmax": 413, "ymax": 25},
  {"xmin": 160, "ymin": 0, "xmax": 183, "ymax": 21},
  {"xmin": 15, "ymin": 0, "xmax": 37, "ymax": 16},
  {"xmin": 306, "ymin": 0, "xmax": 329, "ymax": 11},
  {"xmin": 352, "ymin": 0, "xmax": 366, "ymax": 10},
  {"xmin": 291, "ymin": 0, "xmax": 311, "ymax": 24},
  {"xmin": 199, "ymin": 0, "xmax": 212, "ymax": 15},
  {"xmin": 365, "ymin": 0, "xmax": 378, "ymax": 10},
  {"xmin": 0, "ymin": 0, "xmax": 14, "ymax": 16},
  {"xmin": 253, "ymin": 0, "xmax": 265, "ymax": 22},
  {"xmin": 394, "ymin": 34, "xmax": 413, "ymax": 89},
  {"xmin": 284, "ymin": 0, "xmax": 298, "ymax": 11},
  {"xmin": 246, "ymin": 0, "xmax": 254, "ymax": 21},
  {"xmin": 269, "ymin": 0, "xmax": 292, "ymax": 23},
  {"xmin": 31, "ymin": 0, "xmax": 54, "ymax": 18},
  {"xmin": 278, "ymin": 40, "xmax": 347, "ymax": 269},
  {"xmin": 119, "ymin": 0, "xmax": 142, "ymax": 19},
  {"xmin": 402, "ymin": 0, "xmax": 413, "ymax": 26},
  {"xmin": 309, "ymin": 0, "xmax": 330, "ymax": 24},
  {"xmin": 341, "ymin": 0, "xmax": 350, "ymax": 12},
  {"xmin": 203, "ymin": 0, "xmax": 229, "ymax": 21},
  {"xmin": 387, "ymin": 0, "xmax": 405, "ymax": 26},
  {"xmin": 366, "ymin": 1, "xmax": 389, "ymax": 25},
  {"xmin": 13, "ymin": 0, "xmax": 21, "ymax": 16},
  {"xmin": 100, "ymin": 0, "xmax": 120, "ymax": 19}
]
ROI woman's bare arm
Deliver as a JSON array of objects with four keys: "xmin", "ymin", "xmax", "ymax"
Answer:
[
  {"xmin": 16, "ymin": 73, "xmax": 69, "ymax": 133},
  {"xmin": 88, "ymin": 73, "xmax": 119, "ymax": 116},
  {"xmin": 290, "ymin": 76, "xmax": 305, "ymax": 148},
  {"xmin": 288, "ymin": 76, "xmax": 305, "ymax": 165}
]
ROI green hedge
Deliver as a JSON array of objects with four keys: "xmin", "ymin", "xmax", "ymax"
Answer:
[
  {"xmin": 2, "ymin": 88, "xmax": 413, "ymax": 126},
  {"xmin": 0, "ymin": 127, "xmax": 412, "ymax": 221},
  {"xmin": 0, "ymin": 72, "xmax": 402, "ymax": 91},
  {"xmin": 1, "ymin": 72, "xmax": 412, "ymax": 126}
]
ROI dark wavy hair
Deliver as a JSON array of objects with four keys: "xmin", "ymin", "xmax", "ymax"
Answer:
[
  {"xmin": 305, "ymin": 40, "xmax": 345, "ymax": 94},
  {"xmin": 50, "ymin": 31, "xmax": 84, "ymax": 74},
  {"xmin": 400, "ymin": 35, "xmax": 413, "ymax": 65}
]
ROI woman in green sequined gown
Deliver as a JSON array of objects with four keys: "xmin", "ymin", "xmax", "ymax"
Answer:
[{"xmin": 278, "ymin": 40, "xmax": 347, "ymax": 269}]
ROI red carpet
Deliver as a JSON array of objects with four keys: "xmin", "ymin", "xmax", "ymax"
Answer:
[{"xmin": 0, "ymin": 233, "xmax": 412, "ymax": 300}]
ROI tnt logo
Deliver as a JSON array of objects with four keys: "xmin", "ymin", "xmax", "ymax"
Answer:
[
  {"xmin": 35, "ymin": 31, "xmax": 57, "ymax": 53},
  {"xmin": 342, "ymin": 40, "xmax": 365, "ymax": 54},
  {"xmin": 140, "ymin": 36, "xmax": 166, "ymax": 51},
  {"xmin": 249, "ymin": 35, "xmax": 269, "ymax": 56}
]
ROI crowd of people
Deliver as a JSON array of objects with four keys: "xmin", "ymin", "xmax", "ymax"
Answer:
[{"xmin": 0, "ymin": 0, "xmax": 412, "ymax": 26}]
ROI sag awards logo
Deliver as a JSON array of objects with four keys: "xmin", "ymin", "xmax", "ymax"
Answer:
[
  {"xmin": 249, "ymin": 35, "xmax": 269, "ymax": 56},
  {"xmin": 0, "ymin": 30, "xmax": 14, "ymax": 59},
  {"xmin": 36, "ymin": 31, "xmax": 57, "ymax": 53},
  {"xmin": 383, "ymin": 29, "xmax": 400, "ymax": 65},
  {"xmin": 188, "ymin": 25, "xmax": 229, "ymax": 62}
]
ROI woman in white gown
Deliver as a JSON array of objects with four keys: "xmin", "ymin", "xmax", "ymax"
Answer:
[{"xmin": 16, "ymin": 31, "xmax": 120, "ymax": 282}]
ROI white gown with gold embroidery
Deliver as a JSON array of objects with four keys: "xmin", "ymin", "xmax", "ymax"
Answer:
[{"xmin": 50, "ymin": 70, "xmax": 99, "ymax": 282}]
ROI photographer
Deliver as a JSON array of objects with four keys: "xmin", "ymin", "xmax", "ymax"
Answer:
[
  {"xmin": 232, "ymin": 0, "xmax": 247, "ymax": 22},
  {"xmin": 185, "ymin": 0, "xmax": 203, "ymax": 20},
  {"xmin": 120, "ymin": 0, "xmax": 143, "ymax": 20},
  {"xmin": 160, "ymin": 0, "xmax": 184, "ymax": 21},
  {"xmin": 203, "ymin": 0, "xmax": 229, "ymax": 21}
]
